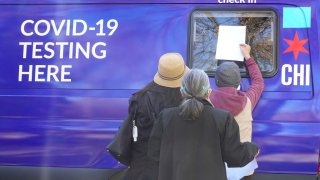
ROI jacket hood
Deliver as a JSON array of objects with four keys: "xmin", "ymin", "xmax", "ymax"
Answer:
[{"xmin": 210, "ymin": 87, "xmax": 247, "ymax": 116}]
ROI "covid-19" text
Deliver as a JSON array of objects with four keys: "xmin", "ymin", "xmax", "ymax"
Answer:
[{"xmin": 18, "ymin": 19, "xmax": 118, "ymax": 82}]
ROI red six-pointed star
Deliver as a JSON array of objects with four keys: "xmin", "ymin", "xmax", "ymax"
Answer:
[{"xmin": 283, "ymin": 32, "xmax": 309, "ymax": 60}]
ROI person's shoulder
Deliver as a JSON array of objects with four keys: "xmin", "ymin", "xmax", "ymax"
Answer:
[
  {"xmin": 205, "ymin": 105, "xmax": 233, "ymax": 122},
  {"xmin": 128, "ymin": 93, "xmax": 140, "ymax": 106},
  {"xmin": 130, "ymin": 90, "xmax": 149, "ymax": 102},
  {"xmin": 157, "ymin": 106, "xmax": 180, "ymax": 127},
  {"xmin": 205, "ymin": 107, "xmax": 234, "ymax": 130},
  {"xmin": 158, "ymin": 106, "xmax": 180, "ymax": 121},
  {"xmin": 160, "ymin": 106, "xmax": 180, "ymax": 116},
  {"xmin": 205, "ymin": 105, "xmax": 230, "ymax": 117}
]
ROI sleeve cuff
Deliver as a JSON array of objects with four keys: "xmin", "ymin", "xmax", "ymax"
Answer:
[{"xmin": 245, "ymin": 57, "xmax": 255, "ymax": 65}]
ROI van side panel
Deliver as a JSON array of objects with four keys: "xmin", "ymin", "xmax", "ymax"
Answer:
[{"xmin": 0, "ymin": 0, "xmax": 319, "ymax": 176}]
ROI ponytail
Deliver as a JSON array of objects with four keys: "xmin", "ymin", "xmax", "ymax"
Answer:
[
  {"xmin": 180, "ymin": 97, "xmax": 204, "ymax": 120},
  {"xmin": 179, "ymin": 69, "xmax": 210, "ymax": 120}
]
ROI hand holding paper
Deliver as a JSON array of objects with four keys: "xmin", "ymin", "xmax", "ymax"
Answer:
[
  {"xmin": 240, "ymin": 44, "xmax": 251, "ymax": 60},
  {"xmin": 215, "ymin": 26, "xmax": 246, "ymax": 61}
]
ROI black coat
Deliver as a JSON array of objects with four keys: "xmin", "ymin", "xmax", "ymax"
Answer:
[
  {"xmin": 124, "ymin": 83, "xmax": 182, "ymax": 180},
  {"xmin": 148, "ymin": 100, "xmax": 258, "ymax": 180}
]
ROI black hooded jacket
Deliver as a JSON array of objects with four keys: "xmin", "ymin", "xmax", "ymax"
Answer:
[{"xmin": 124, "ymin": 82, "xmax": 182, "ymax": 180}]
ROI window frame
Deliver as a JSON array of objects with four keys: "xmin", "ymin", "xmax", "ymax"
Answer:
[{"xmin": 187, "ymin": 8, "xmax": 279, "ymax": 78}]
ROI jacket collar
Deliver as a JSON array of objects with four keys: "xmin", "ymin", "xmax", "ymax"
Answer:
[{"xmin": 199, "ymin": 99, "xmax": 213, "ymax": 107}]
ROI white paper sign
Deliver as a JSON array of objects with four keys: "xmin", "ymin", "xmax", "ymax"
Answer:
[
  {"xmin": 215, "ymin": 26, "xmax": 246, "ymax": 61},
  {"xmin": 226, "ymin": 159, "xmax": 258, "ymax": 180}
]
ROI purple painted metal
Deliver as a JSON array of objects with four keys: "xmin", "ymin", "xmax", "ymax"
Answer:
[{"xmin": 0, "ymin": 0, "xmax": 319, "ymax": 176}]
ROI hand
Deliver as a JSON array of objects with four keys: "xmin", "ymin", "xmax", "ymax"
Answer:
[{"xmin": 240, "ymin": 44, "xmax": 251, "ymax": 60}]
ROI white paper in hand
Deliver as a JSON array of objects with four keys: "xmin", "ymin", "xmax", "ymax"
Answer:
[
  {"xmin": 215, "ymin": 26, "xmax": 246, "ymax": 61},
  {"xmin": 226, "ymin": 159, "xmax": 258, "ymax": 180}
]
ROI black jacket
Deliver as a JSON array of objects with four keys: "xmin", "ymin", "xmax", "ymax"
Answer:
[
  {"xmin": 124, "ymin": 83, "xmax": 182, "ymax": 180},
  {"xmin": 148, "ymin": 100, "xmax": 258, "ymax": 180}
]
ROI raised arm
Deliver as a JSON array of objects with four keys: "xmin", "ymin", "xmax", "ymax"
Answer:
[{"xmin": 240, "ymin": 44, "xmax": 264, "ymax": 109}]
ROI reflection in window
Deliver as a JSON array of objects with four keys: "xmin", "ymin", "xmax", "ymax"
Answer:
[{"xmin": 190, "ymin": 10, "xmax": 277, "ymax": 76}]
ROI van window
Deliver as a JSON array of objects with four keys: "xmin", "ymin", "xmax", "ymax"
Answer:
[{"xmin": 189, "ymin": 9, "xmax": 278, "ymax": 77}]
